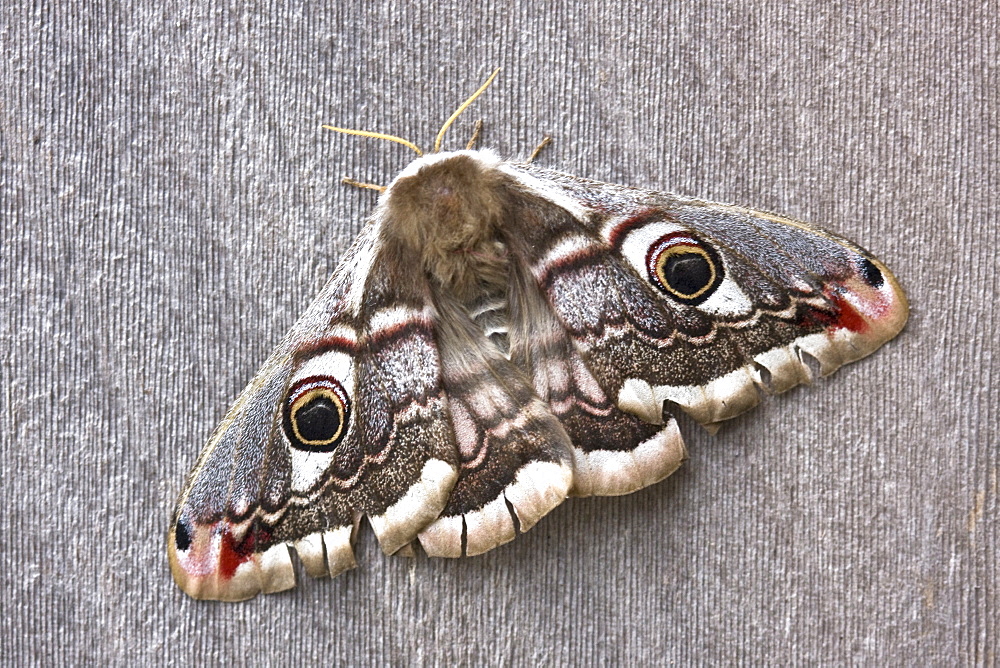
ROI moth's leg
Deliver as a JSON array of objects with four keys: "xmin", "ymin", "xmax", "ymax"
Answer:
[
  {"xmin": 341, "ymin": 177, "xmax": 386, "ymax": 192},
  {"xmin": 525, "ymin": 136, "xmax": 552, "ymax": 164},
  {"xmin": 465, "ymin": 119, "xmax": 484, "ymax": 150}
]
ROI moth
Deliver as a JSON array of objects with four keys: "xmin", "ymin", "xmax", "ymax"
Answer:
[{"xmin": 169, "ymin": 76, "xmax": 908, "ymax": 601}]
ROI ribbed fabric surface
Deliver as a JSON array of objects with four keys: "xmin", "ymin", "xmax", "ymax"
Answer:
[{"xmin": 1, "ymin": 1, "xmax": 995, "ymax": 664}]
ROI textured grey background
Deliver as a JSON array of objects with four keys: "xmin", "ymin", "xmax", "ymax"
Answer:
[{"xmin": 2, "ymin": 0, "xmax": 996, "ymax": 665}]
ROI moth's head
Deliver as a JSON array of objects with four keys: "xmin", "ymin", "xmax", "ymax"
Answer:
[
  {"xmin": 384, "ymin": 149, "xmax": 508, "ymax": 238},
  {"xmin": 378, "ymin": 150, "xmax": 516, "ymax": 295},
  {"xmin": 325, "ymin": 70, "xmax": 520, "ymax": 294}
]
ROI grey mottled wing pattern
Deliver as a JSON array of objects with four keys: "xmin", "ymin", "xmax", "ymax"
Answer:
[
  {"xmin": 503, "ymin": 232, "xmax": 688, "ymax": 498},
  {"xmin": 502, "ymin": 163, "xmax": 908, "ymax": 429},
  {"xmin": 168, "ymin": 222, "xmax": 459, "ymax": 601}
]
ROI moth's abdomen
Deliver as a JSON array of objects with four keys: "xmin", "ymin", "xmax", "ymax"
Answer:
[{"xmin": 467, "ymin": 290, "xmax": 512, "ymax": 357}]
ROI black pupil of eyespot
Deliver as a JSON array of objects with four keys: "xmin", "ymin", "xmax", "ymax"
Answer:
[
  {"xmin": 664, "ymin": 253, "xmax": 712, "ymax": 295},
  {"xmin": 296, "ymin": 396, "xmax": 341, "ymax": 442},
  {"xmin": 860, "ymin": 258, "xmax": 884, "ymax": 288}
]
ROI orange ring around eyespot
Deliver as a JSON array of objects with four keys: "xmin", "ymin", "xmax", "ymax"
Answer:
[
  {"xmin": 285, "ymin": 378, "xmax": 350, "ymax": 450},
  {"xmin": 290, "ymin": 388, "xmax": 346, "ymax": 445},
  {"xmin": 653, "ymin": 244, "xmax": 717, "ymax": 300}
]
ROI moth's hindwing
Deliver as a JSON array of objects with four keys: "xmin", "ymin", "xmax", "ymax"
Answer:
[
  {"xmin": 170, "ymin": 149, "xmax": 907, "ymax": 600},
  {"xmin": 415, "ymin": 299, "xmax": 576, "ymax": 557}
]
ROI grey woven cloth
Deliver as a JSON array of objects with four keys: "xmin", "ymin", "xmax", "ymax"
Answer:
[{"xmin": 2, "ymin": 1, "xmax": 995, "ymax": 664}]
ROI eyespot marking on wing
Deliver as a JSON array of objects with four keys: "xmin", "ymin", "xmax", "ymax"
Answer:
[
  {"xmin": 285, "ymin": 347, "xmax": 357, "ymax": 493},
  {"xmin": 644, "ymin": 231, "xmax": 723, "ymax": 304}
]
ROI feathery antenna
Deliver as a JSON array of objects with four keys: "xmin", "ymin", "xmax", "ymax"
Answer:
[
  {"xmin": 433, "ymin": 68, "xmax": 500, "ymax": 153},
  {"xmin": 325, "ymin": 68, "xmax": 501, "ymax": 191},
  {"xmin": 321, "ymin": 126, "xmax": 424, "ymax": 156}
]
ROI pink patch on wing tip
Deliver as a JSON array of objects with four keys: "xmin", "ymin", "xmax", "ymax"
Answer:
[{"xmin": 799, "ymin": 287, "xmax": 873, "ymax": 335}]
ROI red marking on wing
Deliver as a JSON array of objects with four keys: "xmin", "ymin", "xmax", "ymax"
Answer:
[
  {"xmin": 534, "ymin": 244, "xmax": 606, "ymax": 287},
  {"xmin": 605, "ymin": 209, "xmax": 662, "ymax": 249},
  {"xmin": 798, "ymin": 290, "xmax": 869, "ymax": 334},
  {"xmin": 217, "ymin": 525, "xmax": 265, "ymax": 580},
  {"xmin": 296, "ymin": 335, "xmax": 357, "ymax": 356},
  {"xmin": 366, "ymin": 316, "xmax": 434, "ymax": 345},
  {"xmin": 830, "ymin": 292, "xmax": 868, "ymax": 333}
]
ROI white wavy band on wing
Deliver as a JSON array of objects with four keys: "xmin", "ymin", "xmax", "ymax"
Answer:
[
  {"xmin": 256, "ymin": 542, "xmax": 296, "ymax": 595},
  {"xmin": 616, "ymin": 326, "xmax": 893, "ymax": 429},
  {"xmin": 367, "ymin": 458, "xmax": 458, "ymax": 555},
  {"xmin": 569, "ymin": 420, "xmax": 687, "ymax": 497},
  {"xmin": 418, "ymin": 460, "xmax": 573, "ymax": 558},
  {"xmin": 291, "ymin": 523, "xmax": 358, "ymax": 579}
]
